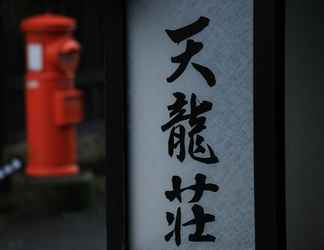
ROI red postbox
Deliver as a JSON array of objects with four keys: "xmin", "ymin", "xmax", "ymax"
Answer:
[{"xmin": 20, "ymin": 14, "xmax": 83, "ymax": 177}]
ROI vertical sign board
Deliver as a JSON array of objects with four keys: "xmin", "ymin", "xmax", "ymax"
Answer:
[
  {"xmin": 105, "ymin": 0, "xmax": 285, "ymax": 249},
  {"xmin": 128, "ymin": 0, "xmax": 254, "ymax": 249}
]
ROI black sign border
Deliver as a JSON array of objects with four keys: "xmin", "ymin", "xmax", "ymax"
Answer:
[{"xmin": 106, "ymin": 0, "xmax": 286, "ymax": 249}]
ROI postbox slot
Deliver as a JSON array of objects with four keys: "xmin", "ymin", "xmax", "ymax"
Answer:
[{"xmin": 53, "ymin": 89, "xmax": 83, "ymax": 126}]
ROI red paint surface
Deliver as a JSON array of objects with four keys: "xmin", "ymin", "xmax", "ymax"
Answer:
[{"xmin": 21, "ymin": 14, "xmax": 83, "ymax": 177}]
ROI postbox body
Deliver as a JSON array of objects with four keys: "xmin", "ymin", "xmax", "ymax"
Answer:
[{"xmin": 21, "ymin": 14, "xmax": 83, "ymax": 177}]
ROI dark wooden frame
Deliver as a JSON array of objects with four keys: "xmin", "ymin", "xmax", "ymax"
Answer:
[
  {"xmin": 106, "ymin": 1, "xmax": 286, "ymax": 250},
  {"xmin": 253, "ymin": 0, "xmax": 286, "ymax": 249},
  {"xmin": 105, "ymin": 1, "xmax": 127, "ymax": 250}
]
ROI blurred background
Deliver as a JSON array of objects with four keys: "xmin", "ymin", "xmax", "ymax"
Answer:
[
  {"xmin": 286, "ymin": 0, "xmax": 324, "ymax": 249},
  {"xmin": 0, "ymin": 0, "xmax": 105, "ymax": 168},
  {"xmin": 0, "ymin": 1, "xmax": 105, "ymax": 250}
]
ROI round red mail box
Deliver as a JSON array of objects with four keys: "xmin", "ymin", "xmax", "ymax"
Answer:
[{"xmin": 21, "ymin": 14, "xmax": 83, "ymax": 177}]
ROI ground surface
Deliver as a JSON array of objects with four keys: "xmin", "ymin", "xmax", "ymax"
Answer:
[{"xmin": 0, "ymin": 176, "xmax": 106, "ymax": 250}]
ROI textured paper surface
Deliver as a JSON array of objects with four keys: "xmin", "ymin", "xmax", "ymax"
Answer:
[{"xmin": 128, "ymin": 0, "xmax": 255, "ymax": 249}]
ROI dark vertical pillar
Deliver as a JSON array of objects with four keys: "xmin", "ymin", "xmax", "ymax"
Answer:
[
  {"xmin": 286, "ymin": 0, "xmax": 324, "ymax": 249},
  {"xmin": 105, "ymin": 1, "xmax": 127, "ymax": 250},
  {"xmin": 254, "ymin": 0, "xmax": 286, "ymax": 249}
]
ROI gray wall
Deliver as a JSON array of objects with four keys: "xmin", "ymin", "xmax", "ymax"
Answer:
[{"xmin": 286, "ymin": 0, "xmax": 324, "ymax": 249}]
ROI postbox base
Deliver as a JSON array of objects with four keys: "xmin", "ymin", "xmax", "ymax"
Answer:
[
  {"xmin": 26, "ymin": 164, "xmax": 79, "ymax": 177},
  {"xmin": 12, "ymin": 171, "xmax": 95, "ymax": 212}
]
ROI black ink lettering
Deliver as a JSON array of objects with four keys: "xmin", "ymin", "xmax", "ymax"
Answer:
[
  {"xmin": 167, "ymin": 40, "xmax": 203, "ymax": 83},
  {"xmin": 183, "ymin": 204, "xmax": 216, "ymax": 242},
  {"xmin": 165, "ymin": 16, "xmax": 216, "ymax": 87},
  {"xmin": 165, "ymin": 174, "xmax": 219, "ymax": 203},
  {"xmin": 165, "ymin": 207, "xmax": 182, "ymax": 246},
  {"xmin": 168, "ymin": 125, "xmax": 186, "ymax": 162},
  {"xmin": 165, "ymin": 204, "xmax": 216, "ymax": 246},
  {"xmin": 161, "ymin": 93, "xmax": 219, "ymax": 164},
  {"xmin": 192, "ymin": 62, "xmax": 216, "ymax": 87},
  {"xmin": 165, "ymin": 16, "xmax": 210, "ymax": 44}
]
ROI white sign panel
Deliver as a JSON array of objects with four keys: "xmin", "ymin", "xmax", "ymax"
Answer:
[
  {"xmin": 128, "ymin": 0, "xmax": 254, "ymax": 249},
  {"xmin": 27, "ymin": 43, "xmax": 43, "ymax": 71}
]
